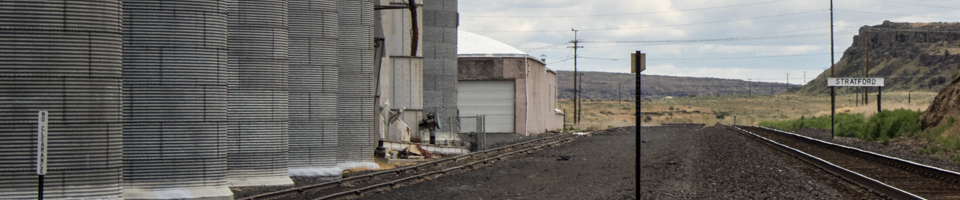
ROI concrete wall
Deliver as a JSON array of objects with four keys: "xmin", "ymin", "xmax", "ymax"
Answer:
[
  {"xmin": 458, "ymin": 56, "xmax": 563, "ymax": 135},
  {"xmin": 526, "ymin": 61, "xmax": 563, "ymax": 133},
  {"xmin": 422, "ymin": 0, "xmax": 459, "ymax": 136}
]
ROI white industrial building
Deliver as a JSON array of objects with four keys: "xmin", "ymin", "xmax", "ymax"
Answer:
[{"xmin": 457, "ymin": 30, "xmax": 565, "ymax": 135}]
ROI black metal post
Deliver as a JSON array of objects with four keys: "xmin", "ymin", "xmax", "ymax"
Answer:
[
  {"xmin": 829, "ymin": 0, "xmax": 835, "ymax": 139},
  {"xmin": 635, "ymin": 50, "xmax": 641, "ymax": 199},
  {"xmin": 878, "ymin": 87, "xmax": 882, "ymax": 112},
  {"xmin": 38, "ymin": 175, "xmax": 43, "ymax": 200}
]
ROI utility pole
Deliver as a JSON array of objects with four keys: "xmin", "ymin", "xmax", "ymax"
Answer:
[
  {"xmin": 864, "ymin": 28, "xmax": 870, "ymax": 105},
  {"xmin": 804, "ymin": 71, "xmax": 806, "ymax": 85},
  {"xmin": 578, "ymin": 73, "xmax": 584, "ymax": 123},
  {"xmin": 569, "ymin": 29, "xmax": 583, "ymax": 124},
  {"xmin": 786, "ymin": 73, "xmax": 789, "ymax": 85},
  {"xmin": 748, "ymin": 79, "xmax": 752, "ymax": 97},
  {"xmin": 618, "ymin": 83, "xmax": 622, "ymax": 104},
  {"xmin": 830, "ymin": 0, "xmax": 836, "ymax": 138}
]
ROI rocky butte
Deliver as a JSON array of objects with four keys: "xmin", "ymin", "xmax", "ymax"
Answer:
[{"xmin": 792, "ymin": 21, "xmax": 960, "ymax": 95}]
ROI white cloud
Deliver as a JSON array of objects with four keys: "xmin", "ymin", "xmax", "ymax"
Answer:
[{"xmin": 459, "ymin": 0, "xmax": 960, "ymax": 82}]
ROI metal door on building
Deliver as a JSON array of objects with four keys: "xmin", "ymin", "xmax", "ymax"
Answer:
[{"xmin": 458, "ymin": 81, "xmax": 515, "ymax": 133}]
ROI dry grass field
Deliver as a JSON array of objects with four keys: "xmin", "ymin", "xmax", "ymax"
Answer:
[
  {"xmin": 558, "ymin": 99, "xmax": 636, "ymax": 130},
  {"xmin": 637, "ymin": 91, "xmax": 937, "ymax": 126},
  {"xmin": 558, "ymin": 91, "xmax": 937, "ymax": 131}
]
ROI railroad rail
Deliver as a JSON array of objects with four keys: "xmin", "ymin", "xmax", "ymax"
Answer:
[
  {"xmin": 240, "ymin": 132, "xmax": 578, "ymax": 200},
  {"xmin": 727, "ymin": 125, "xmax": 960, "ymax": 200}
]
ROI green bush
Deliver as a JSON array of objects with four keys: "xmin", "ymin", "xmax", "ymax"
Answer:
[
  {"xmin": 864, "ymin": 109, "xmax": 923, "ymax": 141},
  {"xmin": 759, "ymin": 109, "xmax": 922, "ymax": 141}
]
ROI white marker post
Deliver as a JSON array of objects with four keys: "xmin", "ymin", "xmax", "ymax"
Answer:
[{"xmin": 37, "ymin": 110, "xmax": 47, "ymax": 199}]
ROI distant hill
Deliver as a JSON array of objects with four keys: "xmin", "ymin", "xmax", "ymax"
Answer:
[
  {"xmin": 793, "ymin": 21, "xmax": 960, "ymax": 94},
  {"xmin": 555, "ymin": 71, "xmax": 798, "ymax": 100}
]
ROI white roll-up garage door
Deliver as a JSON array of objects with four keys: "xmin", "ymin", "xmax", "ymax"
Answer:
[{"xmin": 458, "ymin": 81, "xmax": 515, "ymax": 133}]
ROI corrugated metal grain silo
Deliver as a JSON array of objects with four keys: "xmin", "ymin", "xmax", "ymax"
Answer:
[
  {"xmin": 336, "ymin": 0, "xmax": 377, "ymax": 169},
  {"xmin": 0, "ymin": 1, "xmax": 123, "ymax": 199},
  {"xmin": 122, "ymin": 0, "xmax": 233, "ymax": 199},
  {"xmin": 423, "ymin": 0, "xmax": 460, "ymax": 140},
  {"xmin": 226, "ymin": 0, "xmax": 293, "ymax": 187},
  {"xmin": 287, "ymin": 0, "xmax": 342, "ymax": 177}
]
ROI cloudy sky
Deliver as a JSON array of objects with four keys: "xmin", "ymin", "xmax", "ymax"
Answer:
[{"xmin": 458, "ymin": 0, "xmax": 960, "ymax": 84}]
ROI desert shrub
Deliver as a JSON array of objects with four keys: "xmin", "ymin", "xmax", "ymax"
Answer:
[
  {"xmin": 715, "ymin": 111, "xmax": 729, "ymax": 119},
  {"xmin": 758, "ymin": 113, "xmax": 863, "ymax": 135},
  {"xmin": 920, "ymin": 145, "xmax": 943, "ymax": 155},
  {"xmin": 915, "ymin": 116, "xmax": 960, "ymax": 151},
  {"xmin": 759, "ymin": 109, "xmax": 922, "ymax": 141},
  {"xmin": 863, "ymin": 108, "xmax": 922, "ymax": 141}
]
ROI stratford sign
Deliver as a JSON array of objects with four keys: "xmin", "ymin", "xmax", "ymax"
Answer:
[{"xmin": 828, "ymin": 77, "xmax": 884, "ymax": 87}]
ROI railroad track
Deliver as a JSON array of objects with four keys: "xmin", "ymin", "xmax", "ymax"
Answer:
[
  {"xmin": 728, "ymin": 125, "xmax": 960, "ymax": 200},
  {"xmin": 239, "ymin": 133, "xmax": 578, "ymax": 200}
]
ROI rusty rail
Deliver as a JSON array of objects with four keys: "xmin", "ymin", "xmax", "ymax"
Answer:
[
  {"xmin": 726, "ymin": 125, "xmax": 960, "ymax": 200},
  {"xmin": 241, "ymin": 133, "xmax": 575, "ymax": 200}
]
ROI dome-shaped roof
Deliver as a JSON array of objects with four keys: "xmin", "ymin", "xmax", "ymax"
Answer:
[{"xmin": 458, "ymin": 30, "xmax": 526, "ymax": 55}]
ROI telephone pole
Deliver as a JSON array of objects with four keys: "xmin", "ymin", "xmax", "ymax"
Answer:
[
  {"xmin": 578, "ymin": 73, "xmax": 584, "ymax": 123},
  {"xmin": 864, "ymin": 28, "xmax": 870, "ymax": 105},
  {"xmin": 570, "ymin": 29, "xmax": 583, "ymax": 124},
  {"xmin": 830, "ymin": 0, "xmax": 836, "ymax": 138}
]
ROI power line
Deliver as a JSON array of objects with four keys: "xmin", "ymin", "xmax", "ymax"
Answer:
[
  {"xmin": 461, "ymin": 0, "xmax": 793, "ymax": 18},
  {"xmin": 648, "ymin": 53, "xmax": 831, "ymax": 61},
  {"xmin": 552, "ymin": 53, "xmax": 832, "ymax": 63},
  {"xmin": 878, "ymin": 0, "xmax": 960, "ymax": 10},
  {"xmin": 524, "ymin": 26, "xmax": 846, "ymax": 51},
  {"xmin": 518, "ymin": 42, "xmax": 570, "ymax": 50},
  {"xmin": 467, "ymin": 9, "xmax": 827, "ymax": 33},
  {"xmin": 581, "ymin": 33, "xmax": 826, "ymax": 44},
  {"xmin": 835, "ymin": 9, "xmax": 960, "ymax": 19}
]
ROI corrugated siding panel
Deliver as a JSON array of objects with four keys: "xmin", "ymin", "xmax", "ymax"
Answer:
[
  {"xmin": 227, "ymin": 0, "xmax": 292, "ymax": 186},
  {"xmin": 288, "ymin": 0, "xmax": 341, "ymax": 174},
  {"xmin": 337, "ymin": 0, "xmax": 376, "ymax": 164},
  {"xmin": 121, "ymin": 0, "xmax": 232, "ymax": 198},
  {"xmin": 0, "ymin": 1, "xmax": 124, "ymax": 199}
]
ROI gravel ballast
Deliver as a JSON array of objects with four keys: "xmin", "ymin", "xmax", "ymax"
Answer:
[
  {"xmin": 358, "ymin": 127, "xmax": 637, "ymax": 200},
  {"xmin": 789, "ymin": 127, "xmax": 960, "ymax": 173},
  {"xmin": 642, "ymin": 125, "xmax": 844, "ymax": 199}
]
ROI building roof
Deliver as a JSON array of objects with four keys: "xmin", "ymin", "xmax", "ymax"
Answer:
[
  {"xmin": 457, "ymin": 29, "xmax": 548, "ymax": 66},
  {"xmin": 457, "ymin": 30, "xmax": 526, "ymax": 55}
]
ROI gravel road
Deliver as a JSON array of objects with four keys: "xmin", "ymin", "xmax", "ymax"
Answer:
[
  {"xmin": 358, "ymin": 127, "xmax": 637, "ymax": 200},
  {"xmin": 641, "ymin": 125, "xmax": 845, "ymax": 199}
]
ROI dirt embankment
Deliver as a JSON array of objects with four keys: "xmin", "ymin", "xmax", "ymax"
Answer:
[{"xmin": 920, "ymin": 76, "xmax": 960, "ymax": 130}]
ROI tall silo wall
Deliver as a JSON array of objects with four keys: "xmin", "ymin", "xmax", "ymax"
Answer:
[
  {"xmin": 0, "ymin": 1, "xmax": 124, "ymax": 199},
  {"xmin": 122, "ymin": 1, "xmax": 233, "ymax": 199},
  {"xmin": 337, "ymin": 0, "xmax": 378, "ymax": 169},
  {"xmin": 287, "ymin": 0, "xmax": 342, "ymax": 177},
  {"xmin": 226, "ymin": 0, "xmax": 293, "ymax": 187},
  {"xmin": 422, "ymin": 0, "xmax": 459, "ymax": 137}
]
